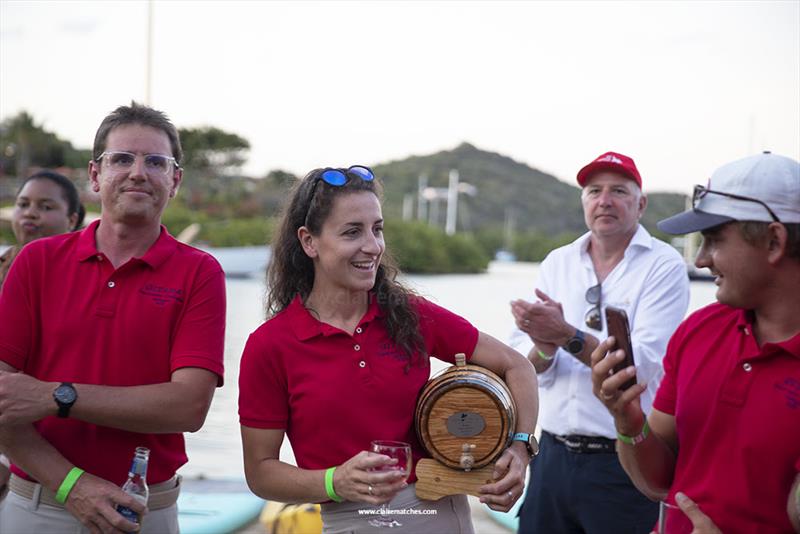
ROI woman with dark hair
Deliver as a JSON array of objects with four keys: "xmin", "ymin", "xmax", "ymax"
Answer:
[
  {"xmin": 0, "ymin": 170, "xmax": 85, "ymax": 499},
  {"xmin": 238, "ymin": 166, "xmax": 538, "ymax": 533},
  {"xmin": 0, "ymin": 170, "xmax": 85, "ymax": 288}
]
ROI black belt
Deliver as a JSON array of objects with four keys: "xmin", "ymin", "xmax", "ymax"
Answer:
[{"xmin": 546, "ymin": 431, "xmax": 616, "ymax": 454}]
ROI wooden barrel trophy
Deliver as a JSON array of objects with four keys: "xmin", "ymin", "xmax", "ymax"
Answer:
[{"xmin": 414, "ymin": 353, "xmax": 516, "ymax": 500}]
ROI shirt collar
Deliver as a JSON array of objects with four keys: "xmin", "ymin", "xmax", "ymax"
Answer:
[
  {"xmin": 75, "ymin": 219, "xmax": 178, "ymax": 268},
  {"xmin": 288, "ymin": 293, "xmax": 383, "ymax": 341},
  {"xmin": 578, "ymin": 224, "xmax": 651, "ymax": 264},
  {"xmin": 735, "ymin": 308, "xmax": 800, "ymax": 359}
]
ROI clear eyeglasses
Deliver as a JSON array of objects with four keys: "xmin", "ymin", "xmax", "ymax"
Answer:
[{"xmin": 96, "ymin": 151, "xmax": 179, "ymax": 176}]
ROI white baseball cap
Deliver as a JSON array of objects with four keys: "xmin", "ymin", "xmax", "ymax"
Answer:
[{"xmin": 658, "ymin": 151, "xmax": 800, "ymax": 235}]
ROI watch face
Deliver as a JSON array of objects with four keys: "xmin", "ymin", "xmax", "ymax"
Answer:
[
  {"xmin": 528, "ymin": 436, "xmax": 539, "ymax": 456},
  {"xmin": 567, "ymin": 339, "xmax": 583, "ymax": 354},
  {"xmin": 54, "ymin": 385, "xmax": 77, "ymax": 404}
]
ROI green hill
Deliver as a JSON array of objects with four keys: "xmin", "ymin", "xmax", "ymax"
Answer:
[{"xmin": 374, "ymin": 142, "xmax": 686, "ymax": 242}]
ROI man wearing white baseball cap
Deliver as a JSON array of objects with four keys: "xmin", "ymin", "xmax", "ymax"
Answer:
[{"xmin": 590, "ymin": 151, "xmax": 800, "ymax": 533}]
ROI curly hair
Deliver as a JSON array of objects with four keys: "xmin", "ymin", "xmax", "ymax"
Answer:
[{"xmin": 266, "ymin": 168, "xmax": 426, "ymax": 367}]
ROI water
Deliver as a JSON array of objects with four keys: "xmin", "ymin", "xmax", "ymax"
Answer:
[{"xmin": 179, "ymin": 261, "xmax": 718, "ymax": 479}]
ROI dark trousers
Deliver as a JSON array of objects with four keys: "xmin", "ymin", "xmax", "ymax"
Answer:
[{"xmin": 517, "ymin": 431, "xmax": 658, "ymax": 534}]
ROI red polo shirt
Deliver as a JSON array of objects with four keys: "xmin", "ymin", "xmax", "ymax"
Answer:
[
  {"xmin": 653, "ymin": 303, "xmax": 800, "ymax": 533},
  {"xmin": 238, "ymin": 294, "xmax": 479, "ymax": 481},
  {"xmin": 0, "ymin": 220, "xmax": 226, "ymax": 485}
]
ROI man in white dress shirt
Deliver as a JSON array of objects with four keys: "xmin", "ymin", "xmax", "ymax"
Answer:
[{"xmin": 509, "ymin": 151, "xmax": 690, "ymax": 533}]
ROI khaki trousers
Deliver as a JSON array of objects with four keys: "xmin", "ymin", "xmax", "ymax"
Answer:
[
  {"xmin": 320, "ymin": 483, "xmax": 474, "ymax": 534},
  {"xmin": 0, "ymin": 475, "xmax": 180, "ymax": 534}
]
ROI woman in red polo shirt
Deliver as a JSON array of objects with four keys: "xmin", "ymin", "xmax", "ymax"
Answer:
[
  {"xmin": 238, "ymin": 166, "xmax": 538, "ymax": 533},
  {"xmin": 0, "ymin": 170, "xmax": 85, "ymax": 500},
  {"xmin": 0, "ymin": 170, "xmax": 85, "ymax": 289}
]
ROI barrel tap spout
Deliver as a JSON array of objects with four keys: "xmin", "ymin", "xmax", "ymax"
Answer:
[{"xmin": 460, "ymin": 443, "xmax": 476, "ymax": 471}]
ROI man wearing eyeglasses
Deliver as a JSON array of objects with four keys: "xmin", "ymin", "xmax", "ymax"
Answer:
[
  {"xmin": 0, "ymin": 103, "xmax": 226, "ymax": 534},
  {"xmin": 591, "ymin": 151, "xmax": 800, "ymax": 533},
  {"xmin": 509, "ymin": 151, "xmax": 690, "ymax": 533}
]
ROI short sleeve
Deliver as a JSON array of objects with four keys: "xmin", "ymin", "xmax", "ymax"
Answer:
[
  {"xmin": 170, "ymin": 256, "xmax": 226, "ymax": 385},
  {"xmin": 238, "ymin": 327, "xmax": 289, "ymax": 429},
  {"xmin": 415, "ymin": 297, "xmax": 479, "ymax": 364},
  {"xmin": 0, "ymin": 246, "xmax": 35, "ymax": 370}
]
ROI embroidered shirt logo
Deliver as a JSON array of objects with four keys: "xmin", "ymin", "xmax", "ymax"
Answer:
[
  {"xmin": 140, "ymin": 284, "xmax": 184, "ymax": 306},
  {"xmin": 377, "ymin": 341, "xmax": 406, "ymax": 362},
  {"xmin": 775, "ymin": 377, "xmax": 800, "ymax": 409}
]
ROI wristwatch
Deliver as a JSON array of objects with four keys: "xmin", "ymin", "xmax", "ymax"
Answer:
[
  {"xmin": 53, "ymin": 383, "xmax": 78, "ymax": 418},
  {"xmin": 563, "ymin": 329, "xmax": 586, "ymax": 355},
  {"xmin": 512, "ymin": 432, "xmax": 540, "ymax": 458}
]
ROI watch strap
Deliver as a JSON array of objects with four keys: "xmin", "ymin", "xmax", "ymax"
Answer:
[{"xmin": 512, "ymin": 432, "xmax": 539, "ymax": 457}]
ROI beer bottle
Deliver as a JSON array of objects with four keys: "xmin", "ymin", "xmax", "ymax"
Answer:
[{"xmin": 117, "ymin": 446, "xmax": 150, "ymax": 528}]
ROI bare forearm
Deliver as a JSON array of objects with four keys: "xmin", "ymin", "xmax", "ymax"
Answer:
[
  {"xmin": 539, "ymin": 327, "xmax": 599, "ymax": 368},
  {"xmin": 0, "ymin": 424, "xmax": 72, "ymax": 491},
  {"xmin": 70, "ymin": 380, "xmax": 213, "ymax": 434},
  {"xmin": 504, "ymin": 359, "xmax": 539, "ymax": 433},
  {"xmin": 245, "ymin": 459, "xmax": 329, "ymax": 504},
  {"xmin": 573, "ymin": 330, "xmax": 599, "ymax": 367},
  {"xmin": 527, "ymin": 345, "xmax": 555, "ymax": 374},
  {"xmin": 0, "ymin": 364, "xmax": 217, "ymax": 433},
  {"xmin": 616, "ymin": 423, "xmax": 676, "ymax": 500}
]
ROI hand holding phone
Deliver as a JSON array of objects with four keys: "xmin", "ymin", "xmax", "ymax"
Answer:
[{"xmin": 604, "ymin": 306, "xmax": 636, "ymax": 390}]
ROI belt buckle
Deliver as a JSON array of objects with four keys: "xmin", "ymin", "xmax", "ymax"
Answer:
[{"xmin": 564, "ymin": 439, "xmax": 585, "ymax": 454}]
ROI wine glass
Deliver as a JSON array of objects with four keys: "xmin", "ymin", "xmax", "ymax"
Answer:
[
  {"xmin": 657, "ymin": 501, "xmax": 693, "ymax": 534},
  {"xmin": 367, "ymin": 440, "xmax": 412, "ymax": 528}
]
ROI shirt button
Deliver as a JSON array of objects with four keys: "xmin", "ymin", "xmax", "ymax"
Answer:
[
  {"xmin": 96, "ymin": 255, "xmax": 103, "ymax": 261},
  {"xmin": 742, "ymin": 362, "xmax": 752, "ymax": 372},
  {"xmin": 359, "ymin": 361, "xmax": 366, "ymax": 368},
  {"xmin": 107, "ymin": 281, "xmax": 115, "ymax": 288},
  {"xmin": 356, "ymin": 327, "xmax": 363, "ymax": 334},
  {"xmin": 354, "ymin": 344, "xmax": 361, "ymax": 351}
]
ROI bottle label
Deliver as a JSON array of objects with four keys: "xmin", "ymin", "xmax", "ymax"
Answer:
[{"xmin": 117, "ymin": 504, "xmax": 140, "ymax": 524}]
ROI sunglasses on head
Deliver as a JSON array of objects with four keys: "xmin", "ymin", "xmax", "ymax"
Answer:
[
  {"xmin": 693, "ymin": 185, "xmax": 781, "ymax": 223},
  {"xmin": 584, "ymin": 282, "xmax": 602, "ymax": 330},
  {"xmin": 304, "ymin": 165, "xmax": 375, "ymax": 225},
  {"xmin": 319, "ymin": 165, "xmax": 374, "ymax": 186}
]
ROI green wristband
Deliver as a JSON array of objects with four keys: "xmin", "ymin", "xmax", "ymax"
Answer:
[
  {"xmin": 536, "ymin": 349, "xmax": 554, "ymax": 361},
  {"xmin": 617, "ymin": 420, "xmax": 650, "ymax": 445},
  {"xmin": 324, "ymin": 467, "xmax": 343, "ymax": 502},
  {"xmin": 55, "ymin": 467, "xmax": 85, "ymax": 504}
]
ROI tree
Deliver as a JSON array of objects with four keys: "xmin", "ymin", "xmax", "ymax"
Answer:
[
  {"xmin": 0, "ymin": 112, "xmax": 89, "ymax": 177},
  {"xmin": 178, "ymin": 126, "xmax": 250, "ymax": 177}
]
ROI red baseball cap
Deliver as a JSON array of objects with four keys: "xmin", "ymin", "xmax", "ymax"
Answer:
[{"xmin": 576, "ymin": 151, "xmax": 642, "ymax": 188}]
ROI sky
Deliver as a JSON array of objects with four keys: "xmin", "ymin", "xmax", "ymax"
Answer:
[{"xmin": 1, "ymin": 0, "xmax": 798, "ymax": 194}]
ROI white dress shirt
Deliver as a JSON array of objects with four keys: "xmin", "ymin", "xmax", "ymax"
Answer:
[{"xmin": 509, "ymin": 225, "xmax": 689, "ymax": 439}]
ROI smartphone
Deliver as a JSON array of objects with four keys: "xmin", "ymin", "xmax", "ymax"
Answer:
[{"xmin": 604, "ymin": 306, "xmax": 636, "ymax": 390}]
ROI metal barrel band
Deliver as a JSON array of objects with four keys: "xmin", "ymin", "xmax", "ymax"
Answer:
[{"xmin": 9, "ymin": 473, "xmax": 181, "ymax": 510}]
